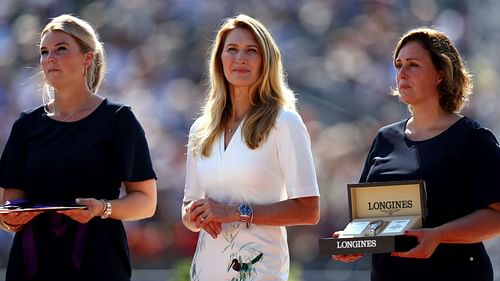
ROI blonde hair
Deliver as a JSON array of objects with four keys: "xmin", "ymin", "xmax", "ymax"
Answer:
[
  {"xmin": 41, "ymin": 14, "xmax": 106, "ymax": 95},
  {"xmin": 192, "ymin": 14, "xmax": 296, "ymax": 157},
  {"xmin": 392, "ymin": 27, "xmax": 473, "ymax": 112}
]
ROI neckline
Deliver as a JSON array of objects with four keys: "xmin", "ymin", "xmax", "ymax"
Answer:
[
  {"xmin": 48, "ymin": 98, "xmax": 106, "ymax": 124},
  {"xmin": 403, "ymin": 116, "xmax": 466, "ymax": 143},
  {"xmin": 222, "ymin": 118, "xmax": 245, "ymax": 152}
]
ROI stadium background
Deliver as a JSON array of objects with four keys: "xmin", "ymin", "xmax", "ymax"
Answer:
[{"xmin": 0, "ymin": 0, "xmax": 499, "ymax": 280}]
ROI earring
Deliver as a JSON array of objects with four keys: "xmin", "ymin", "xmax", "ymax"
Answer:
[{"xmin": 82, "ymin": 64, "xmax": 88, "ymax": 76}]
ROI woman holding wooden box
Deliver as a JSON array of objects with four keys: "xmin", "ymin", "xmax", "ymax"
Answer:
[{"xmin": 333, "ymin": 27, "xmax": 500, "ymax": 281}]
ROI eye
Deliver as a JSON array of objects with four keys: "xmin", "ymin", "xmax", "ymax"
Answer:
[
  {"xmin": 247, "ymin": 48, "xmax": 258, "ymax": 54},
  {"xmin": 40, "ymin": 50, "xmax": 48, "ymax": 56},
  {"xmin": 394, "ymin": 63, "xmax": 402, "ymax": 69},
  {"xmin": 56, "ymin": 46, "xmax": 68, "ymax": 53}
]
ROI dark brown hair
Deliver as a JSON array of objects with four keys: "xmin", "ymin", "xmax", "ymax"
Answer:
[{"xmin": 393, "ymin": 27, "xmax": 472, "ymax": 112}]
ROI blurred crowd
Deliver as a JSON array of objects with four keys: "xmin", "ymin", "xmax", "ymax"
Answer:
[{"xmin": 1, "ymin": 0, "xmax": 499, "ymax": 279}]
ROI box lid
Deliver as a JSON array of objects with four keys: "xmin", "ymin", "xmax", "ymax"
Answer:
[{"xmin": 348, "ymin": 180, "xmax": 426, "ymax": 220}]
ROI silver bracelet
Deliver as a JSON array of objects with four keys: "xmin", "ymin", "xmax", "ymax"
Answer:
[{"xmin": 100, "ymin": 199, "xmax": 112, "ymax": 219}]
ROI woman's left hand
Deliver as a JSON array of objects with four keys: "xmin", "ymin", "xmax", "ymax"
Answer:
[
  {"xmin": 189, "ymin": 198, "xmax": 237, "ymax": 226},
  {"xmin": 57, "ymin": 198, "xmax": 105, "ymax": 224},
  {"xmin": 189, "ymin": 198, "xmax": 238, "ymax": 238},
  {"xmin": 391, "ymin": 228, "xmax": 441, "ymax": 259}
]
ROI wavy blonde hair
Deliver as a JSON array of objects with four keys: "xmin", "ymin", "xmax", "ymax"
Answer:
[
  {"xmin": 392, "ymin": 27, "xmax": 473, "ymax": 112},
  {"xmin": 192, "ymin": 14, "xmax": 296, "ymax": 157},
  {"xmin": 40, "ymin": 14, "xmax": 106, "ymax": 103}
]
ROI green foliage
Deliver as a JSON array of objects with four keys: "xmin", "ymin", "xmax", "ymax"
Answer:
[
  {"xmin": 289, "ymin": 261, "xmax": 303, "ymax": 281},
  {"xmin": 171, "ymin": 258, "xmax": 192, "ymax": 281}
]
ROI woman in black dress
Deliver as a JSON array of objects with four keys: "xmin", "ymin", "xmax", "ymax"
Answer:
[
  {"xmin": 333, "ymin": 27, "xmax": 500, "ymax": 281},
  {"xmin": 0, "ymin": 14, "xmax": 157, "ymax": 281}
]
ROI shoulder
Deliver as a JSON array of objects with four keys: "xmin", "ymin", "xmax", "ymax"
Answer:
[
  {"xmin": 461, "ymin": 116, "xmax": 499, "ymax": 145},
  {"xmin": 275, "ymin": 107, "xmax": 304, "ymax": 129},
  {"xmin": 188, "ymin": 117, "xmax": 203, "ymax": 135},
  {"xmin": 12, "ymin": 105, "xmax": 45, "ymax": 127},
  {"xmin": 19, "ymin": 104, "xmax": 45, "ymax": 118},
  {"xmin": 458, "ymin": 116, "xmax": 481, "ymax": 130},
  {"xmin": 98, "ymin": 99, "xmax": 141, "ymax": 124},
  {"xmin": 375, "ymin": 119, "xmax": 407, "ymax": 139},
  {"xmin": 101, "ymin": 98, "xmax": 132, "ymax": 115}
]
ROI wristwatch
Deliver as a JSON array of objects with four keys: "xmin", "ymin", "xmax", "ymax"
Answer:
[
  {"xmin": 237, "ymin": 203, "xmax": 253, "ymax": 228},
  {"xmin": 368, "ymin": 219, "xmax": 385, "ymax": 236}
]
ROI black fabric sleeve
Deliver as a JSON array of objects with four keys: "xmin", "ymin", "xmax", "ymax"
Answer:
[
  {"xmin": 111, "ymin": 106, "xmax": 157, "ymax": 182},
  {"xmin": 0, "ymin": 113, "xmax": 28, "ymax": 189},
  {"xmin": 464, "ymin": 127, "xmax": 500, "ymax": 209},
  {"xmin": 359, "ymin": 135, "xmax": 379, "ymax": 183}
]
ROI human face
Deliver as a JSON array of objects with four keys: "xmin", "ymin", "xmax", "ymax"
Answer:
[
  {"xmin": 395, "ymin": 41, "xmax": 443, "ymax": 107},
  {"xmin": 221, "ymin": 28, "xmax": 262, "ymax": 89},
  {"xmin": 40, "ymin": 31, "xmax": 88, "ymax": 90}
]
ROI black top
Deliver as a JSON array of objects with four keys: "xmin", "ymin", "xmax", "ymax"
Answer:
[
  {"xmin": 0, "ymin": 99, "xmax": 156, "ymax": 281},
  {"xmin": 360, "ymin": 117, "xmax": 500, "ymax": 281}
]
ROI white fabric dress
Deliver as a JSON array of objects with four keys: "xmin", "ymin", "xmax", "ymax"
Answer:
[{"xmin": 183, "ymin": 108, "xmax": 320, "ymax": 281}]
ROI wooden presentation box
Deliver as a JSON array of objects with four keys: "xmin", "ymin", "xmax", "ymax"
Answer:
[{"xmin": 319, "ymin": 180, "xmax": 426, "ymax": 255}]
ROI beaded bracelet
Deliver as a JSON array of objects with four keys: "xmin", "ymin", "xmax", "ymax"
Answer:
[{"xmin": 100, "ymin": 199, "xmax": 112, "ymax": 219}]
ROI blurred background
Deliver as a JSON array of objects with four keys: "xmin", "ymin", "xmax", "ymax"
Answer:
[{"xmin": 0, "ymin": 0, "xmax": 499, "ymax": 280}]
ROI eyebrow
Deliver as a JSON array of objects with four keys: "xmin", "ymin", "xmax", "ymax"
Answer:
[
  {"xmin": 395, "ymin": 57, "xmax": 422, "ymax": 63},
  {"xmin": 225, "ymin": 42, "xmax": 259, "ymax": 48},
  {"xmin": 40, "ymin": 41, "xmax": 70, "ymax": 50}
]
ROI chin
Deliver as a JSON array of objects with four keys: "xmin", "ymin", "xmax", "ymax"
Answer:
[{"xmin": 229, "ymin": 81, "xmax": 256, "ymax": 88}]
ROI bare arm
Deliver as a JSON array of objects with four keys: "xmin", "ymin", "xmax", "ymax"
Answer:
[
  {"xmin": 393, "ymin": 202, "xmax": 500, "ymax": 259},
  {"xmin": 435, "ymin": 202, "xmax": 500, "ymax": 243},
  {"xmin": 60, "ymin": 178, "xmax": 157, "ymax": 223},
  {"xmin": 2, "ymin": 188, "xmax": 25, "ymax": 202},
  {"xmin": 184, "ymin": 196, "xmax": 319, "ymax": 239},
  {"xmin": 252, "ymin": 196, "xmax": 320, "ymax": 226},
  {"xmin": 188, "ymin": 196, "xmax": 320, "ymax": 234},
  {"xmin": 104, "ymin": 178, "xmax": 157, "ymax": 220}
]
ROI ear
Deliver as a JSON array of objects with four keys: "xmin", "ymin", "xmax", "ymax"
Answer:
[
  {"xmin": 436, "ymin": 70, "xmax": 444, "ymax": 85},
  {"xmin": 83, "ymin": 51, "xmax": 95, "ymax": 67}
]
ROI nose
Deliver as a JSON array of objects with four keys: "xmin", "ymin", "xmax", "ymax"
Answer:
[
  {"xmin": 235, "ymin": 50, "xmax": 247, "ymax": 62},
  {"xmin": 397, "ymin": 65, "xmax": 408, "ymax": 80},
  {"xmin": 44, "ymin": 52, "xmax": 56, "ymax": 64},
  {"xmin": 48, "ymin": 53, "xmax": 56, "ymax": 63}
]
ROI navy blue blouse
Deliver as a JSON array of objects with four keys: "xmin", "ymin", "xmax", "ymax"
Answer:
[
  {"xmin": 0, "ymin": 99, "xmax": 156, "ymax": 281},
  {"xmin": 361, "ymin": 117, "xmax": 500, "ymax": 281}
]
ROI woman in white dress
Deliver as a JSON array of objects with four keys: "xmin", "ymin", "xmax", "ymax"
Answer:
[{"xmin": 182, "ymin": 14, "xmax": 320, "ymax": 281}]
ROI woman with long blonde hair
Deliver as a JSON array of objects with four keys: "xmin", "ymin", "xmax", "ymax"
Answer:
[{"xmin": 182, "ymin": 14, "xmax": 320, "ymax": 280}]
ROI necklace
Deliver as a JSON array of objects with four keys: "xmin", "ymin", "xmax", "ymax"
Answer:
[
  {"xmin": 226, "ymin": 119, "xmax": 244, "ymax": 134},
  {"xmin": 55, "ymin": 94, "xmax": 92, "ymax": 122}
]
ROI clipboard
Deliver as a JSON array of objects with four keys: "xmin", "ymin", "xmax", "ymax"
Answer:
[{"xmin": 0, "ymin": 200, "xmax": 87, "ymax": 214}]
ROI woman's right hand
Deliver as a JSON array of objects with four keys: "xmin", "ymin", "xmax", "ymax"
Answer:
[
  {"xmin": 330, "ymin": 231, "xmax": 365, "ymax": 262},
  {"xmin": 188, "ymin": 199, "xmax": 225, "ymax": 239}
]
